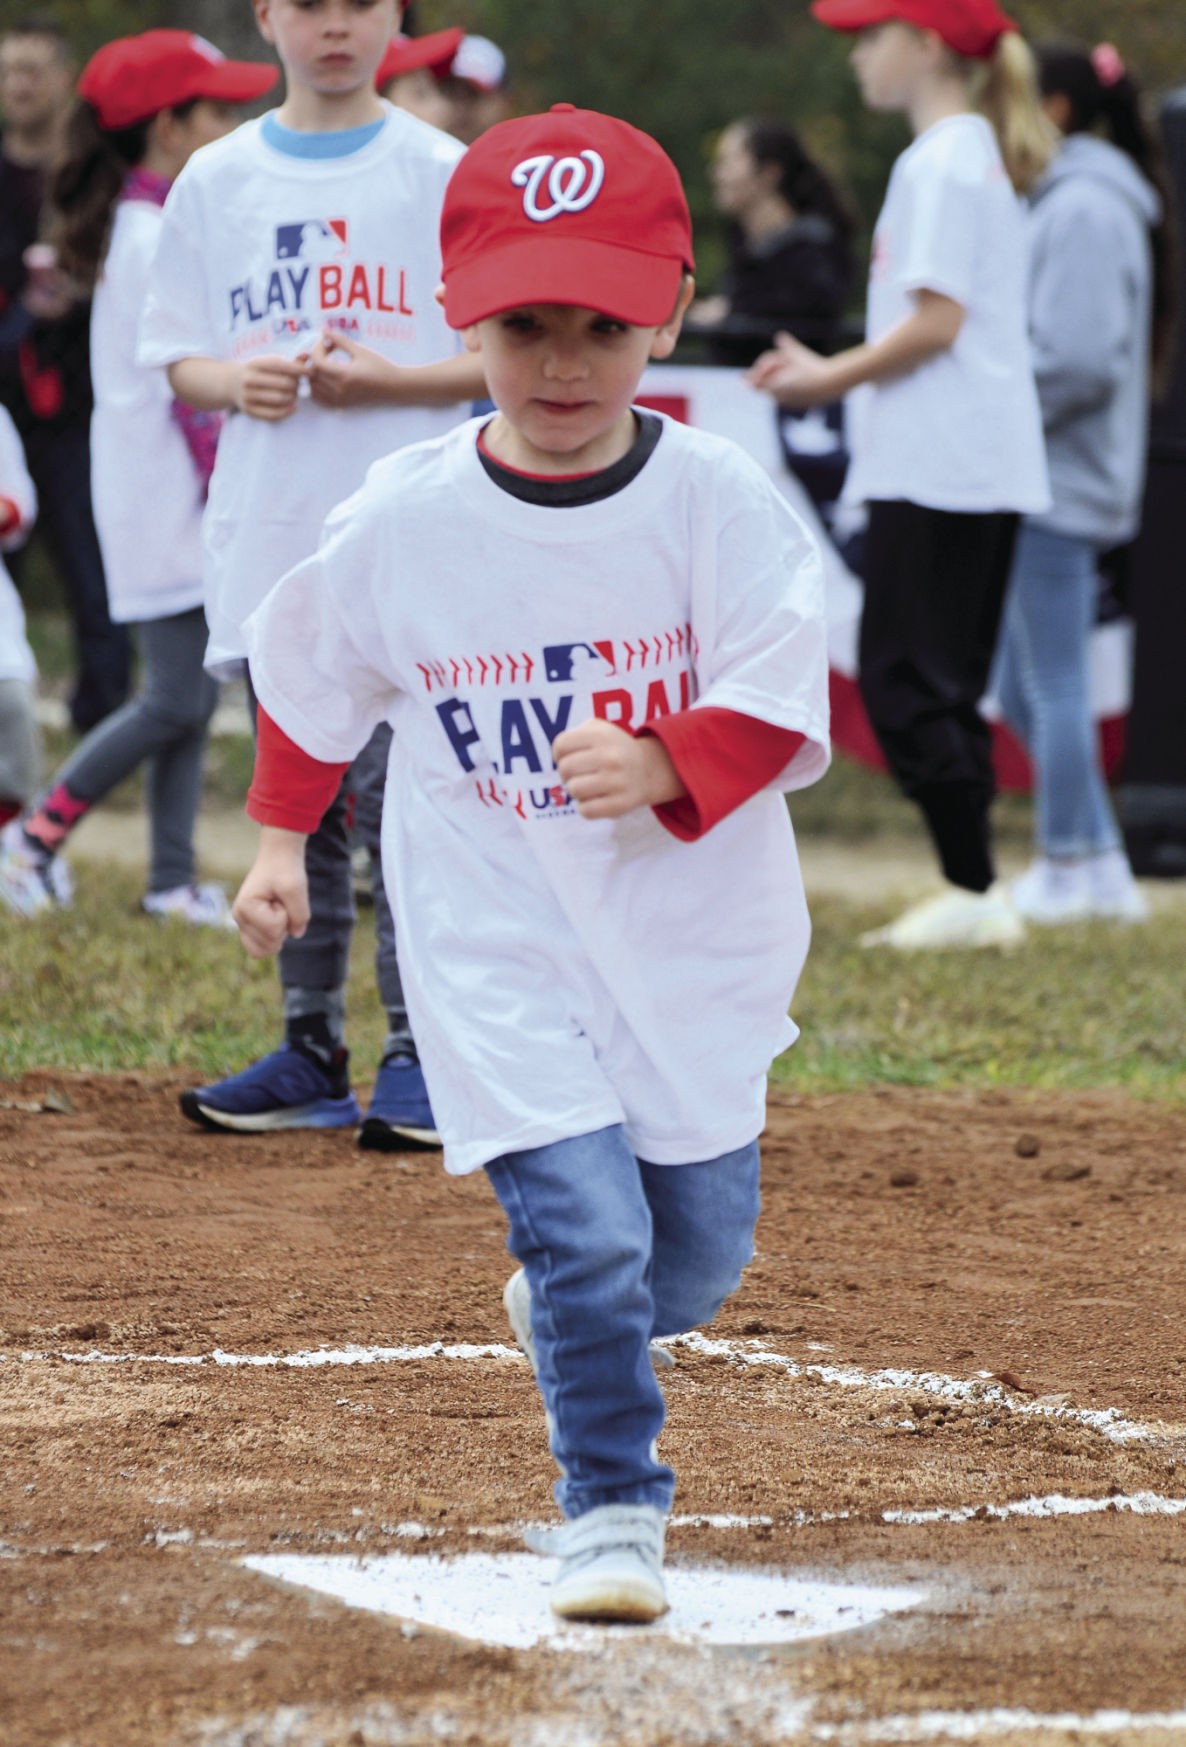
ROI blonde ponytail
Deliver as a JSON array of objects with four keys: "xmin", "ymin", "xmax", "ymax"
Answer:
[{"xmin": 972, "ymin": 31, "xmax": 1057, "ymax": 193}]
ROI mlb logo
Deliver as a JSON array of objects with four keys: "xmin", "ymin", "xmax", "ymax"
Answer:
[
  {"xmin": 543, "ymin": 641, "xmax": 617, "ymax": 682},
  {"xmin": 275, "ymin": 219, "xmax": 348, "ymax": 261}
]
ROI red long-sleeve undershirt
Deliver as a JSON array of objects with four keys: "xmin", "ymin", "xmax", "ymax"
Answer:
[{"xmin": 248, "ymin": 704, "xmax": 804, "ymax": 842}]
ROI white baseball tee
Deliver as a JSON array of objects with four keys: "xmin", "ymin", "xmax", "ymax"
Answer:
[
  {"xmin": 138, "ymin": 106, "xmax": 466, "ymax": 676},
  {"xmin": 246, "ymin": 415, "xmax": 831, "ymax": 1174}
]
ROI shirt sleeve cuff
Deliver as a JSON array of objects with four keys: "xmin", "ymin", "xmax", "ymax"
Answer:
[
  {"xmin": 640, "ymin": 706, "xmax": 806, "ymax": 842},
  {"xmin": 247, "ymin": 705, "xmax": 349, "ymax": 832}
]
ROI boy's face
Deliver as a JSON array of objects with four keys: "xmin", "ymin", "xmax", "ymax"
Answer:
[
  {"xmin": 461, "ymin": 290, "xmax": 692, "ymax": 475},
  {"xmin": 253, "ymin": 0, "xmax": 398, "ymax": 98}
]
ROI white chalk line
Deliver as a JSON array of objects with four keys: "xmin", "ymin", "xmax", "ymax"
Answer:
[
  {"xmin": 807, "ymin": 1708, "xmax": 1186, "ymax": 1742},
  {"xmin": 673, "ymin": 1332, "xmax": 1166, "ymax": 1447},
  {"xmin": 884, "ymin": 1490, "xmax": 1186, "ymax": 1525},
  {"xmin": 14, "ymin": 1330, "xmax": 1174, "ymax": 1451}
]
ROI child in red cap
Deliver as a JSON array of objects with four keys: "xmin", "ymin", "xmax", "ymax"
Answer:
[
  {"xmin": 0, "ymin": 31, "xmax": 277, "ymax": 923},
  {"xmin": 138, "ymin": 0, "xmax": 488, "ymax": 1148},
  {"xmin": 752, "ymin": 0, "xmax": 1055, "ymax": 950},
  {"xmin": 233, "ymin": 105, "xmax": 830, "ymax": 1621}
]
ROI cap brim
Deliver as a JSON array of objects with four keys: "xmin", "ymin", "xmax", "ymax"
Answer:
[
  {"xmin": 378, "ymin": 27, "xmax": 465, "ymax": 83},
  {"xmin": 196, "ymin": 61, "xmax": 281, "ymax": 104},
  {"xmin": 810, "ymin": 0, "xmax": 898, "ymax": 31},
  {"xmin": 443, "ymin": 237, "xmax": 686, "ymax": 330}
]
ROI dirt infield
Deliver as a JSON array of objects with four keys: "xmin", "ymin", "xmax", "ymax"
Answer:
[{"xmin": 3, "ymin": 1072, "xmax": 1185, "ymax": 1746}]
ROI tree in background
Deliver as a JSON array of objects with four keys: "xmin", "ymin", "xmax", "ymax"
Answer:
[{"xmin": 11, "ymin": 0, "xmax": 1186, "ymax": 293}]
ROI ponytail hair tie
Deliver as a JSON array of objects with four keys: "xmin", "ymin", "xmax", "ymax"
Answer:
[{"xmin": 1091, "ymin": 42, "xmax": 1126, "ymax": 89}]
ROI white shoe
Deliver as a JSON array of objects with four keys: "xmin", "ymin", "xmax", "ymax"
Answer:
[
  {"xmin": 526, "ymin": 1503, "xmax": 669, "ymax": 1622},
  {"xmin": 1086, "ymin": 850, "xmax": 1149, "ymax": 922},
  {"xmin": 503, "ymin": 1268, "xmax": 676, "ymax": 1378},
  {"xmin": 0, "ymin": 820, "xmax": 71, "ymax": 917},
  {"xmin": 1012, "ymin": 858, "xmax": 1093, "ymax": 925},
  {"xmin": 859, "ymin": 882, "xmax": 1024, "ymax": 950},
  {"xmin": 142, "ymin": 882, "xmax": 236, "ymax": 930}
]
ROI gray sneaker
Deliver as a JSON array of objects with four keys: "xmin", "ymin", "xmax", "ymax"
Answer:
[
  {"xmin": 503, "ymin": 1268, "xmax": 675, "ymax": 1377},
  {"xmin": 526, "ymin": 1503, "xmax": 669, "ymax": 1622}
]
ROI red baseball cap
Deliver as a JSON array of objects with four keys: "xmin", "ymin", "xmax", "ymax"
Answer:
[
  {"xmin": 811, "ymin": 0, "xmax": 1017, "ymax": 60},
  {"xmin": 78, "ymin": 30, "xmax": 278, "ymax": 131},
  {"xmin": 440, "ymin": 105, "xmax": 694, "ymax": 329},
  {"xmin": 375, "ymin": 27, "xmax": 465, "ymax": 91}
]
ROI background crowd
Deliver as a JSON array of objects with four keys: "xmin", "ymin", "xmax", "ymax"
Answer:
[{"xmin": 0, "ymin": 4, "xmax": 1182, "ymax": 951}]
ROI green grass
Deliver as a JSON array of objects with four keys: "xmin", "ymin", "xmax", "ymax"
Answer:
[
  {"xmin": 0, "ymin": 865, "xmax": 388, "ymax": 1082},
  {"xmin": 3, "ymin": 864, "xmax": 1183, "ymax": 1099},
  {"xmin": 783, "ymin": 894, "xmax": 1186, "ymax": 1097},
  {"xmin": 13, "ymin": 605, "xmax": 1182, "ymax": 1100}
]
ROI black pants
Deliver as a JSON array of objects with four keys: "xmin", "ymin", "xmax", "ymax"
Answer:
[
  {"xmin": 13, "ymin": 422, "xmax": 131, "ymax": 732},
  {"xmin": 858, "ymin": 499, "xmax": 1019, "ymax": 893}
]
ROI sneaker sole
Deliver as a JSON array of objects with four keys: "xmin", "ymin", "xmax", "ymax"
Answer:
[
  {"xmin": 0, "ymin": 873, "xmax": 52, "ymax": 917},
  {"xmin": 357, "ymin": 1117, "xmax": 441, "ymax": 1152},
  {"xmin": 860, "ymin": 921, "xmax": 1025, "ymax": 951},
  {"xmin": 550, "ymin": 1576, "xmax": 669, "ymax": 1623},
  {"xmin": 179, "ymin": 1091, "xmax": 362, "ymax": 1133}
]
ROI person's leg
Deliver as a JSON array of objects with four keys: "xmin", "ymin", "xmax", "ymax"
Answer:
[
  {"xmin": 990, "ymin": 560, "xmax": 1035, "ymax": 751},
  {"xmin": 245, "ymin": 676, "xmax": 355, "ymax": 1063},
  {"xmin": 0, "ymin": 677, "xmax": 50, "ymax": 913},
  {"xmin": 25, "ymin": 425, "xmax": 130, "ymax": 732},
  {"xmin": 994, "ymin": 524, "xmax": 1143, "ymax": 921},
  {"xmin": 998, "ymin": 524, "xmax": 1121, "ymax": 859},
  {"xmin": 858, "ymin": 501, "xmax": 1018, "ymax": 893},
  {"xmin": 640, "ymin": 1141, "xmax": 761, "ymax": 1340},
  {"xmin": 486, "ymin": 1125, "xmax": 672, "ymax": 1519},
  {"xmin": 23, "ymin": 610, "xmax": 209, "ymax": 857},
  {"xmin": 0, "ymin": 677, "xmax": 40, "ymax": 818},
  {"xmin": 350, "ymin": 721, "xmax": 439, "ymax": 1149},
  {"xmin": 139, "ymin": 609, "xmax": 220, "ymax": 893},
  {"xmin": 179, "ymin": 684, "xmax": 360, "ymax": 1131}
]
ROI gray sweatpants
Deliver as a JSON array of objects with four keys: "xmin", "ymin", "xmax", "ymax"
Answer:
[
  {"xmin": 248, "ymin": 687, "xmax": 411, "ymax": 1056},
  {"xmin": 0, "ymin": 677, "xmax": 40, "ymax": 806},
  {"xmin": 47, "ymin": 605, "xmax": 217, "ymax": 891}
]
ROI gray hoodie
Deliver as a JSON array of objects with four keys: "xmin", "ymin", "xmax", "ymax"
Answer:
[{"xmin": 1026, "ymin": 131, "xmax": 1161, "ymax": 545}]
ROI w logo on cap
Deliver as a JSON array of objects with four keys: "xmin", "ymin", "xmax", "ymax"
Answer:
[{"xmin": 511, "ymin": 152, "xmax": 605, "ymax": 223}]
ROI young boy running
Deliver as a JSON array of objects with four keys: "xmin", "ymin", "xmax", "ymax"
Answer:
[
  {"xmin": 234, "ymin": 105, "xmax": 831, "ymax": 1621},
  {"xmin": 138, "ymin": 0, "xmax": 485, "ymax": 1146}
]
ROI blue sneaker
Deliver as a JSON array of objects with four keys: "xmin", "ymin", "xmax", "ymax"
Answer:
[
  {"xmin": 358, "ymin": 1054, "xmax": 440, "ymax": 1152},
  {"xmin": 179, "ymin": 1042, "xmax": 361, "ymax": 1133}
]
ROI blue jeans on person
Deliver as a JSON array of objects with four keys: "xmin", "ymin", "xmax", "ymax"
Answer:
[
  {"xmin": 992, "ymin": 521, "xmax": 1122, "ymax": 860},
  {"xmin": 485, "ymin": 1125, "xmax": 761, "ymax": 1520}
]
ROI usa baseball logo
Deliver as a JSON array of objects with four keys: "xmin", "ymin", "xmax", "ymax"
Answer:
[{"xmin": 511, "ymin": 151, "xmax": 605, "ymax": 223}]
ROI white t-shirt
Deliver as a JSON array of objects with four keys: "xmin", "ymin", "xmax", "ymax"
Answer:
[
  {"xmin": 0, "ymin": 405, "xmax": 37, "ymax": 685},
  {"xmin": 138, "ymin": 107, "xmax": 466, "ymax": 676},
  {"xmin": 247, "ymin": 416, "xmax": 832, "ymax": 1176},
  {"xmin": 844, "ymin": 114, "xmax": 1050, "ymax": 515},
  {"xmin": 91, "ymin": 198, "xmax": 205, "ymax": 624}
]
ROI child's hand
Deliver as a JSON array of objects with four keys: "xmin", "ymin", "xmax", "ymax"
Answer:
[
  {"xmin": 232, "ymin": 830, "xmax": 310, "ymax": 957},
  {"xmin": 553, "ymin": 719, "xmax": 686, "ymax": 820},
  {"xmin": 306, "ymin": 330, "xmax": 401, "ymax": 408},
  {"xmin": 747, "ymin": 333, "xmax": 837, "ymax": 408},
  {"xmin": 232, "ymin": 355, "xmax": 306, "ymax": 422}
]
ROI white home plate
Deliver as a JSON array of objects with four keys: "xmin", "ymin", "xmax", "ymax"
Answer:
[{"xmin": 243, "ymin": 1550, "xmax": 924, "ymax": 1650}]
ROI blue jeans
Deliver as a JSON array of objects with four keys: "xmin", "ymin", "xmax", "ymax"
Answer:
[
  {"xmin": 485, "ymin": 1125, "xmax": 761, "ymax": 1520},
  {"xmin": 992, "ymin": 521, "xmax": 1122, "ymax": 859}
]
